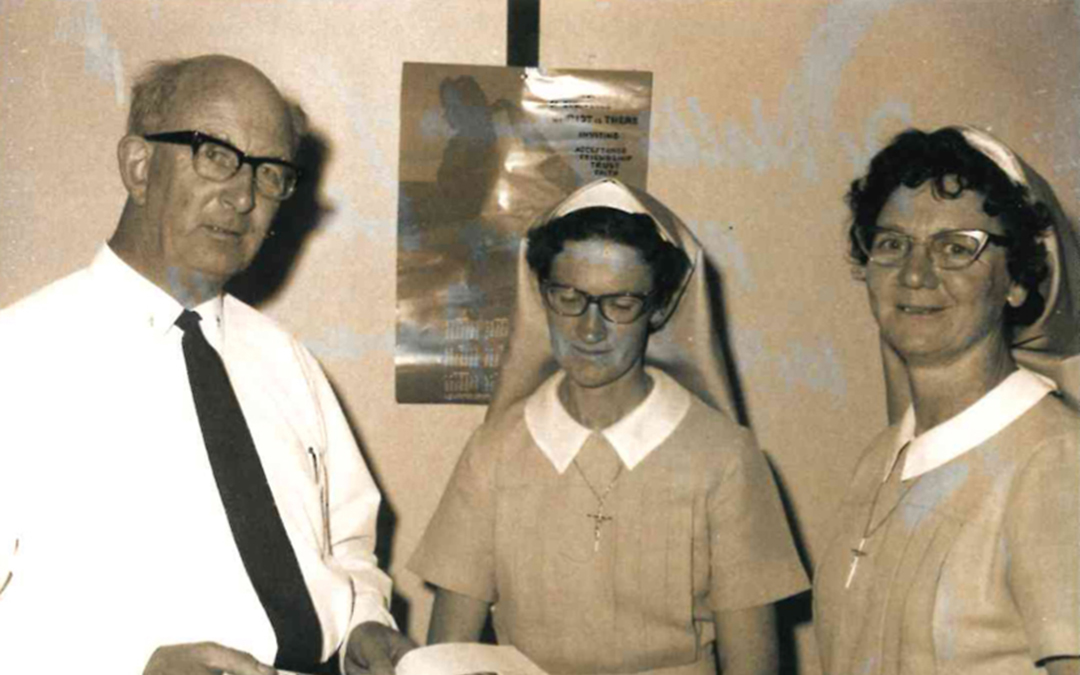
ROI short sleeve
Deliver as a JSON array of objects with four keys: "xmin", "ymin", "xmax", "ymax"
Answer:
[
  {"xmin": 707, "ymin": 432, "xmax": 809, "ymax": 613},
  {"xmin": 1005, "ymin": 434, "xmax": 1080, "ymax": 662},
  {"xmin": 407, "ymin": 424, "xmax": 500, "ymax": 604}
]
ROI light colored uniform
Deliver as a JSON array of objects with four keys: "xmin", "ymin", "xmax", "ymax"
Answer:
[
  {"xmin": 411, "ymin": 368, "xmax": 808, "ymax": 675},
  {"xmin": 814, "ymin": 369, "xmax": 1080, "ymax": 675}
]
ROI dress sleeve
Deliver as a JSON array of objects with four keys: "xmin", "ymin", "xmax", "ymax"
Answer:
[
  {"xmin": 707, "ymin": 428, "xmax": 809, "ymax": 613},
  {"xmin": 1004, "ymin": 432, "xmax": 1080, "ymax": 663},
  {"xmin": 407, "ymin": 423, "xmax": 500, "ymax": 604}
]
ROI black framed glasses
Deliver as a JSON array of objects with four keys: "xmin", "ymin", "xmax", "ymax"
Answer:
[
  {"xmin": 143, "ymin": 130, "xmax": 301, "ymax": 201},
  {"xmin": 541, "ymin": 282, "xmax": 655, "ymax": 324},
  {"xmin": 856, "ymin": 227, "xmax": 1011, "ymax": 270}
]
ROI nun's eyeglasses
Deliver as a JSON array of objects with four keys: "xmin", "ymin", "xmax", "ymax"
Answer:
[
  {"xmin": 541, "ymin": 282, "xmax": 655, "ymax": 324},
  {"xmin": 856, "ymin": 227, "xmax": 1011, "ymax": 270}
]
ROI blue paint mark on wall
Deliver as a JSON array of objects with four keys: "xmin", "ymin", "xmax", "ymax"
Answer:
[
  {"xmin": 838, "ymin": 99, "xmax": 913, "ymax": 175},
  {"xmin": 324, "ymin": 65, "xmax": 397, "ymax": 192},
  {"xmin": 775, "ymin": 337, "xmax": 848, "ymax": 400},
  {"xmin": 687, "ymin": 219, "xmax": 756, "ymax": 293},
  {"xmin": 731, "ymin": 328, "xmax": 848, "ymax": 403},
  {"xmin": 651, "ymin": 0, "xmax": 912, "ymax": 179},
  {"xmin": 323, "ymin": 185, "xmax": 395, "ymax": 244},
  {"xmin": 305, "ymin": 325, "xmax": 393, "ymax": 360},
  {"xmin": 54, "ymin": 1, "xmax": 126, "ymax": 105}
]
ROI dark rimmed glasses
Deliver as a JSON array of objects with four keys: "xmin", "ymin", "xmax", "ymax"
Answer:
[
  {"xmin": 143, "ymin": 130, "xmax": 301, "ymax": 201},
  {"xmin": 856, "ymin": 227, "xmax": 1011, "ymax": 270},
  {"xmin": 541, "ymin": 282, "xmax": 655, "ymax": 324}
]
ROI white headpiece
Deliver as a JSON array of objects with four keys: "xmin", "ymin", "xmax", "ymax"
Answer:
[{"xmin": 487, "ymin": 178, "xmax": 739, "ymax": 420}]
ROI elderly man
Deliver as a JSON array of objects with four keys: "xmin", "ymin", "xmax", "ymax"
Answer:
[{"xmin": 0, "ymin": 55, "xmax": 413, "ymax": 675}]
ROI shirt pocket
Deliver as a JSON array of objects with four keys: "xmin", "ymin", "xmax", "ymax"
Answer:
[{"xmin": 258, "ymin": 434, "xmax": 329, "ymax": 557}]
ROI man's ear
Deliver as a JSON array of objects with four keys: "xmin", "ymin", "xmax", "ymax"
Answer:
[{"xmin": 117, "ymin": 135, "xmax": 153, "ymax": 205}]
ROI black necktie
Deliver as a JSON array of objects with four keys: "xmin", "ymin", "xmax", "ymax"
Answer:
[{"xmin": 175, "ymin": 309, "xmax": 323, "ymax": 671}]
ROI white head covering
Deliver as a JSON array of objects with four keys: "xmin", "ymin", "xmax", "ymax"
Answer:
[
  {"xmin": 882, "ymin": 126, "xmax": 1080, "ymax": 420},
  {"xmin": 487, "ymin": 178, "xmax": 738, "ymax": 420}
]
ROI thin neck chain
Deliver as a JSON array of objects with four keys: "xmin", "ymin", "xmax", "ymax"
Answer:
[
  {"xmin": 860, "ymin": 442, "xmax": 919, "ymax": 542},
  {"xmin": 572, "ymin": 457, "xmax": 623, "ymax": 505},
  {"xmin": 844, "ymin": 443, "xmax": 919, "ymax": 590}
]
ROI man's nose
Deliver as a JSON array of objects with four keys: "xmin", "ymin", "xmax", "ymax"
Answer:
[
  {"xmin": 220, "ymin": 163, "xmax": 257, "ymax": 214},
  {"xmin": 576, "ymin": 303, "xmax": 608, "ymax": 343}
]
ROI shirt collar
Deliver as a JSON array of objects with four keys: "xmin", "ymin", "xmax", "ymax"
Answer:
[
  {"xmin": 524, "ymin": 366, "xmax": 692, "ymax": 474},
  {"xmin": 88, "ymin": 244, "xmax": 225, "ymax": 347},
  {"xmin": 886, "ymin": 368, "xmax": 1056, "ymax": 481}
]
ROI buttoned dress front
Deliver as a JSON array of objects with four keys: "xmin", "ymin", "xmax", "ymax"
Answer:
[
  {"xmin": 410, "ymin": 368, "xmax": 809, "ymax": 675},
  {"xmin": 814, "ymin": 369, "xmax": 1080, "ymax": 675}
]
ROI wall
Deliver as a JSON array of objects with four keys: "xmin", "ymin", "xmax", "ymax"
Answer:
[{"xmin": 3, "ymin": 2, "xmax": 1079, "ymax": 673}]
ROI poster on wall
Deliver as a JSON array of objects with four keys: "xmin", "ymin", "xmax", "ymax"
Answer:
[{"xmin": 396, "ymin": 63, "xmax": 652, "ymax": 404}]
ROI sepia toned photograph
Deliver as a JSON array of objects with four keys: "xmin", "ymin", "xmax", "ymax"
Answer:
[{"xmin": 1, "ymin": 2, "xmax": 1079, "ymax": 674}]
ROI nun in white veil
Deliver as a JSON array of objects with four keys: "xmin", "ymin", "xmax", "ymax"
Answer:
[
  {"xmin": 813, "ymin": 127, "xmax": 1080, "ymax": 675},
  {"xmin": 409, "ymin": 179, "xmax": 808, "ymax": 675}
]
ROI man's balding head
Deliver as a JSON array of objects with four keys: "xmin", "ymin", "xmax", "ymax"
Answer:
[{"xmin": 127, "ymin": 55, "xmax": 306, "ymax": 154}]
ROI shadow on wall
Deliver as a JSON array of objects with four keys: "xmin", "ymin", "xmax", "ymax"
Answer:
[
  {"xmin": 228, "ymin": 130, "xmax": 335, "ymax": 307},
  {"xmin": 767, "ymin": 455, "xmax": 814, "ymax": 675},
  {"xmin": 702, "ymin": 258, "xmax": 750, "ymax": 428},
  {"xmin": 704, "ymin": 253, "xmax": 814, "ymax": 673}
]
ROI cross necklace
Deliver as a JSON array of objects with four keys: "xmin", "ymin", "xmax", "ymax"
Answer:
[
  {"xmin": 572, "ymin": 458, "xmax": 623, "ymax": 552},
  {"xmin": 845, "ymin": 443, "xmax": 918, "ymax": 590}
]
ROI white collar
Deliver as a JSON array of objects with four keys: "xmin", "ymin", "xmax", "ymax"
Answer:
[
  {"xmin": 89, "ymin": 244, "xmax": 226, "ymax": 349},
  {"xmin": 886, "ymin": 368, "xmax": 1056, "ymax": 481},
  {"xmin": 524, "ymin": 366, "xmax": 692, "ymax": 474}
]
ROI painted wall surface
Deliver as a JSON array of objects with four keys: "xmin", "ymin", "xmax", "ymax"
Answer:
[{"xmin": 2, "ymin": 2, "xmax": 1079, "ymax": 673}]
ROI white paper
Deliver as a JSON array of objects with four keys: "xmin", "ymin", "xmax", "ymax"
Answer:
[{"xmin": 395, "ymin": 643, "xmax": 549, "ymax": 675}]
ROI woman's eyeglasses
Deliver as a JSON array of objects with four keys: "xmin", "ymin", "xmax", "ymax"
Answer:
[
  {"xmin": 856, "ymin": 227, "xmax": 1011, "ymax": 270},
  {"xmin": 541, "ymin": 282, "xmax": 654, "ymax": 324}
]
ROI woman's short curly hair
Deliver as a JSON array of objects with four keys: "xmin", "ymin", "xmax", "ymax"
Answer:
[
  {"xmin": 526, "ymin": 206, "xmax": 691, "ymax": 317},
  {"xmin": 846, "ymin": 127, "xmax": 1052, "ymax": 327}
]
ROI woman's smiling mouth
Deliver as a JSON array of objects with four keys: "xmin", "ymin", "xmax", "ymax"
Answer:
[{"xmin": 898, "ymin": 304, "xmax": 945, "ymax": 316}]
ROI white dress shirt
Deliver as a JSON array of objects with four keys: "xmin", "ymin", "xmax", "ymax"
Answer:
[{"xmin": 0, "ymin": 245, "xmax": 393, "ymax": 673}]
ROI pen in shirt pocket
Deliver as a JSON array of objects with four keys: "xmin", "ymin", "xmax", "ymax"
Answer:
[{"xmin": 308, "ymin": 447, "xmax": 331, "ymax": 556}]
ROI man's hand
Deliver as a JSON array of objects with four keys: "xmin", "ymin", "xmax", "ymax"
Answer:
[
  {"xmin": 143, "ymin": 642, "xmax": 276, "ymax": 675},
  {"xmin": 344, "ymin": 622, "xmax": 418, "ymax": 675}
]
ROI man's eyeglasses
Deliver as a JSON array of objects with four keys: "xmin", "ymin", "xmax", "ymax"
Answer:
[
  {"xmin": 541, "ymin": 282, "xmax": 655, "ymax": 324},
  {"xmin": 143, "ymin": 131, "xmax": 301, "ymax": 201},
  {"xmin": 855, "ymin": 227, "xmax": 1011, "ymax": 270}
]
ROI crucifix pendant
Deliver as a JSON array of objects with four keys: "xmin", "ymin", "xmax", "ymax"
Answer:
[
  {"xmin": 845, "ymin": 538, "xmax": 867, "ymax": 589},
  {"xmin": 586, "ymin": 509, "xmax": 614, "ymax": 552}
]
